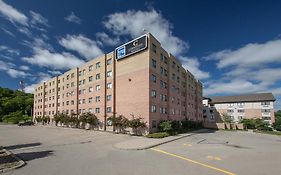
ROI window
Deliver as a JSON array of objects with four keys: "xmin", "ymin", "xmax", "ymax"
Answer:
[
  {"xmin": 83, "ymin": 69, "xmax": 86, "ymax": 75},
  {"xmin": 238, "ymin": 109, "xmax": 245, "ymax": 113},
  {"xmin": 71, "ymin": 82, "xmax": 74, "ymax": 87},
  {"xmin": 107, "ymin": 58, "xmax": 112, "ymax": 65},
  {"xmin": 261, "ymin": 101, "xmax": 270, "ymax": 105},
  {"xmin": 96, "ymin": 96, "xmax": 100, "ymax": 102},
  {"xmin": 107, "ymin": 95, "xmax": 112, "ymax": 101},
  {"xmin": 107, "ymin": 107, "xmax": 112, "ymax": 113},
  {"xmin": 160, "ymin": 67, "xmax": 164, "ymax": 75},
  {"xmin": 66, "ymin": 75, "xmax": 69, "ymax": 80},
  {"xmin": 89, "ymin": 97, "xmax": 93, "ymax": 103},
  {"xmin": 89, "ymin": 65, "xmax": 93, "ymax": 71},
  {"xmin": 164, "ymin": 56, "xmax": 168, "ymax": 64},
  {"xmin": 71, "ymin": 100, "xmax": 74, "ymax": 105},
  {"xmin": 96, "ymin": 73, "xmax": 100, "ymax": 80},
  {"xmin": 152, "ymin": 59, "xmax": 157, "ymax": 68},
  {"xmin": 96, "ymin": 85, "xmax": 101, "ymax": 91},
  {"xmin": 160, "ymin": 53, "xmax": 164, "ymax": 61},
  {"xmin": 107, "ymin": 82, "xmax": 112, "ymax": 89},
  {"xmin": 151, "ymin": 90, "xmax": 156, "ymax": 98},
  {"xmin": 96, "ymin": 62, "xmax": 101, "ymax": 69},
  {"xmin": 89, "ymin": 76, "xmax": 93, "ymax": 82},
  {"xmin": 152, "ymin": 120, "xmax": 157, "ymax": 128},
  {"xmin": 95, "ymin": 108, "xmax": 100, "ymax": 113},
  {"xmin": 152, "ymin": 43, "xmax": 157, "ymax": 53},
  {"xmin": 227, "ymin": 109, "xmax": 234, "ymax": 113},
  {"xmin": 151, "ymin": 105, "xmax": 156, "ymax": 112},
  {"xmin": 79, "ymin": 71, "xmax": 82, "ymax": 76},
  {"xmin": 172, "ymin": 61, "xmax": 176, "ymax": 68},
  {"xmin": 107, "ymin": 71, "xmax": 112, "ymax": 77},
  {"xmin": 89, "ymin": 87, "xmax": 93, "ymax": 92},
  {"xmin": 88, "ymin": 108, "xmax": 93, "ymax": 113},
  {"xmin": 261, "ymin": 109, "xmax": 271, "ymax": 113},
  {"xmin": 151, "ymin": 74, "xmax": 156, "ymax": 83}
]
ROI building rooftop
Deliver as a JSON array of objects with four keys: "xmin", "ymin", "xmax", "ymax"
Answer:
[{"xmin": 211, "ymin": 93, "xmax": 276, "ymax": 104}]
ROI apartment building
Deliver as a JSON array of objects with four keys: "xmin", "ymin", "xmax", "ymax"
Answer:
[
  {"xmin": 33, "ymin": 33, "xmax": 203, "ymax": 133},
  {"xmin": 204, "ymin": 93, "xmax": 275, "ymax": 124}
]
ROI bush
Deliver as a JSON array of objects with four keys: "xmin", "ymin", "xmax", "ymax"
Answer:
[
  {"xmin": 273, "ymin": 110, "xmax": 281, "ymax": 131},
  {"xmin": 159, "ymin": 121, "xmax": 173, "ymax": 133},
  {"xmin": 146, "ymin": 132, "xmax": 170, "ymax": 138},
  {"xmin": 3, "ymin": 111, "xmax": 24, "ymax": 124},
  {"xmin": 241, "ymin": 118, "xmax": 272, "ymax": 131}
]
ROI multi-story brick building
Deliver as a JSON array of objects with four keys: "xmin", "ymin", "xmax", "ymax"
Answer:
[
  {"xmin": 203, "ymin": 93, "xmax": 276, "ymax": 124},
  {"xmin": 33, "ymin": 33, "xmax": 203, "ymax": 132}
]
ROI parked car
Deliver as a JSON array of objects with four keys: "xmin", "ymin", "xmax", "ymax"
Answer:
[{"xmin": 18, "ymin": 121, "xmax": 34, "ymax": 126}]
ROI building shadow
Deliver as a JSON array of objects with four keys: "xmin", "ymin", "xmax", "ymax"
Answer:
[
  {"xmin": 3, "ymin": 142, "xmax": 42, "ymax": 150},
  {"xmin": 16, "ymin": 150, "xmax": 53, "ymax": 162}
]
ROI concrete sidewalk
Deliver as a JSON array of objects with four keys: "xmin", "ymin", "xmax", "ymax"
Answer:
[{"xmin": 114, "ymin": 129, "xmax": 210, "ymax": 150}]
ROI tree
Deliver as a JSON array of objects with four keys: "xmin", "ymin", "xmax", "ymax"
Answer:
[
  {"xmin": 159, "ymin": 121, "xmax": 173, "ymax": 133},
  {"xmin": 108, "ymin": 114, "xmax": 129, "ymax": 133},
  {"xmin": 222, "ymin": 113, "xmax": 233, "ymax": 123},
  {"xmin": 273, "ymin": 110, "xmax": 281, "ymax": 131},
  {"xmin": 129, "ymin": 116, "xmax": 146, "ymax": 135}
]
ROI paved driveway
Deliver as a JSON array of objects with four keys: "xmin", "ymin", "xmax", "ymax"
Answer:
[{"xmin": 1, "ymin": 125, "xmax": 281, "ymax": 175}]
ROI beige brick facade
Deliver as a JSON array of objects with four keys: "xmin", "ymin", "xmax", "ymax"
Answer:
[{"xmin": 33, "ymin": 33, "xmax": 203, "ymax": 132}]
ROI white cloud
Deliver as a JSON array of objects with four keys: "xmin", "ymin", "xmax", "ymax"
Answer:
[
  {"xmin": 24, "ymin": 72, "xmax": 52, "ymax": 93},
  {"xmin": 0, "ymin": 0, "xmax": 28, "ymax": 26},
  {"xmin": 64, "ymin": 12, "xmax": 81, "ymax": 24},
  {"xmin": 0, "ymin": 60, "xmax": 29, "ymax": 78},
  {"xmin": 204, "ymin": 79, "xmax": 266, "ymax": 95},
  {"xmin": 19, "ymin": 65, "xmax": 29, "ymax": 70},
  {"xmin": 103, "ymin": 9, "xmax": 189, "ymax": 56},
  {"xmin": 22, "ymin": 47, "xmax": 85, "ymax": 70},
  {"xmin": 47, "ymin": 70, "xmax": 62, "ymax": 75},
  {"xmin": 96, "ymin": 32, "xmax": 120, "ymax": 46},
  {"xmin": 59, "ymin": 34, "xmax": 103, "ymax": 60},
  {"xmin": 0, "ymin": 45, "xmax": 19, "ymax": 56},
  {"xmin": 205, "ymin": 39, "xmax": 281, "ymax": 68},
  {"xmin": 30, "ymin": 10, "xmax": 49, "ymax": 27},
  {"xmin": 0, "ymin": 27, "xmax": 15, "ymax": 37},
  {"xmin": 17, "ymin": 27, "xmax": 32, "ymax": 37},
  {"xmin": 180, "ymin": 56, "xmax": 210, "ymax": 80}
]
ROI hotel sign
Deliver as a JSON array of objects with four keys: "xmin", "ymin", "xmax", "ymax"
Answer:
[{"xmin": 115, "ymin": 34, "xmax": 148, "ymax": 60}]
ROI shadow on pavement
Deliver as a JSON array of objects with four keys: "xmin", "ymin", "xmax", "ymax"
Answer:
[
  {"xmin": 16, "ymin": 150, "xmax": 53, "ymax": 162},
  {"xmin": 4, "ymin": 143, "xmax": 42, "ymax": 150}
]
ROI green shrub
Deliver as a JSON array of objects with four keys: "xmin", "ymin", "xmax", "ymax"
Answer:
[
  {"xmin": 241, "ymin": 118, "xmax": 272, "ymax": 131},
  {"xmin": 3, "ymin": 111, "xmax": 24, "ymax": 124},
  {"xmin": 159, "ymin": 121, "xmax": 173, "ymax": 133},
  {"xmin": 146, "ymin": 132, "xmax": 170, "ymax": 138}
]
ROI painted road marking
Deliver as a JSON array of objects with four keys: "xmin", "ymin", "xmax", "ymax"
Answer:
[
  {"xmin": 150, "ymin": 148, "xmax": 236, "ymax": 175},
  {"xmin": 207, "ymin": 156, "xmax": 222, "ymax": 161},
  {"xmin": 183, "ymin": 143, "xmax": 192, "ymax": 147}
]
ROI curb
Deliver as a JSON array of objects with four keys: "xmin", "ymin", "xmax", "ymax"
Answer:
[
  {"xmin": 0, "ymin": 149, "xmax": 26, "ymax": 174},
  {"xmin": 115, "ymin": 128, "xmax": 211, "ymax": 150}
]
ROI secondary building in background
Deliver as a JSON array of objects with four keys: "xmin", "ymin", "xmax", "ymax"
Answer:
[
  {"xmin": 203, "ymin": 93, "xmax": 275, "ymax": 124},
  {"xmin": 33, "ymin": 33, "xmax": 203, "ymax": 133}
]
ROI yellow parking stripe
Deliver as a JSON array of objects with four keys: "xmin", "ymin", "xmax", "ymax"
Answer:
[{"xmin": 150, "ymin": 148, "xmax": 236, "ymax": 175}]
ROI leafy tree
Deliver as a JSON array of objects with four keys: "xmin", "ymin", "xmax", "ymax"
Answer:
[
  {"xmin": 159, "ymin": 121, "xmax": 173, "ymax": 133},
  {"xmin": 0, "ymin": 87, "xmax": 33, "ymax": 122},
  {"xmin": 108, "ymin": 114, "xmax": 129, "ymax": 133},
  {"xmin": 222, "ymin": 113, "xmax": 233, "ymax": 123},
  {"xmin": 128, "ymin": 116, "xmax": 146, "ymax": 135},
  {"xmin": 273, "ymin": 110, "xmax": 281, "ymax": 131}
]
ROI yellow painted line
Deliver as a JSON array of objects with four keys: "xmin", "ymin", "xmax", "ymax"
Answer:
[
  {"xmin": 183, "ymin": 143, "xmax": 192, "ymax": 147},
  {"xmin": 150, "ymin": 148, "xmax": 236, "ymax": 175},
  {"xmin": 207, "ymin": 156, "xmax": 222, "ymax": 161}
]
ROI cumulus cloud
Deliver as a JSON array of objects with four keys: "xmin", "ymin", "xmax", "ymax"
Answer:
[
  {"xmin": 0, "ymin": 0, "xmax": 28, "ymax": 26},
  {"xmin": 22, "ymin": 48, "xmax": 85, "ymax": 70},
  {"xmin": 64, "ymin": 12, "xmax": 81, "ymax": 24},
  {"xmin": 205, "ymin": 39, "xmax": 281, "ymax": 68},
  {"xmin": 59, "ymin": 34, "xmax": 103, "ymax": 60},
  {"xmin": 180, "ymin": 56, "xmax": 210, "ymax": 80},
  {"xmin": 96, "ymin": 32, "xmax": 120, "ymax": 46},
  {"xmin": 103, "ymin": 9, "xmax": 189, "ymax": 56}
]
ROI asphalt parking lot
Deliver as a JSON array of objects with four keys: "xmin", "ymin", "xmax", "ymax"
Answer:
[{"xmin": 1, "ymin": 125, "xmax": 281, "ymax": 175}]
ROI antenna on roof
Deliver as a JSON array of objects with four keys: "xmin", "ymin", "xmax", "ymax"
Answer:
[
  {"xmin": 143, "ymin": 28, "xmax": 148, "ymax": 34},
  {"xmin": 19, "ymin": 80, "xmax": 25, "ymax": 92}
]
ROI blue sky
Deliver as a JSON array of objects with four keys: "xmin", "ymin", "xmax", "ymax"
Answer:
[{"xmin": 0, "ymin": 0, "xmax": 281, "ymax": 110}]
